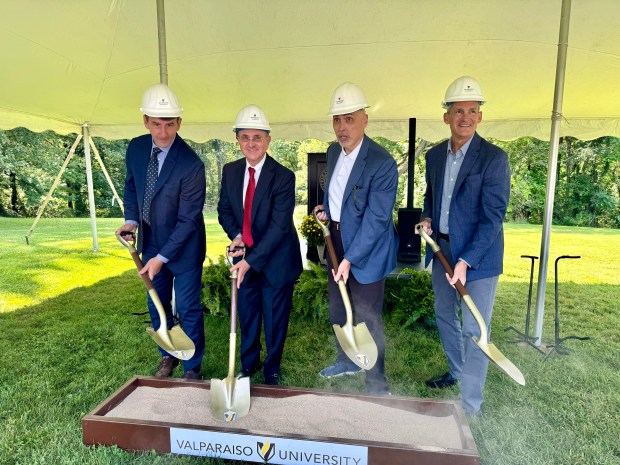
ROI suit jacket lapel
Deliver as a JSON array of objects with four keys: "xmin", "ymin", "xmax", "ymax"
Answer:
[
  {"xmin": 231, "ymin": 158, "xmax": 246, "ymax": 216},
  {"xmin": 325, "ymin": 145, "xmax": 339, "ymax": 193},
  {"xmin": 251, "ymin": 155, "xmax": 274, "ymax": 219},
  {"xmin": 342, "ymin": 135, "xmax": 369, "ymax": 205},
  {"xmin": 453, "ymin": 132, "xmax": 481, "ymax": 195},
  {"xmin": 153, "ymin": 137, "xmax": 180, "ymax": 196}
]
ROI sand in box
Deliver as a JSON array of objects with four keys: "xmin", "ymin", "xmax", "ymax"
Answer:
[{"xmin": 106, "ymin": 386, "xmax": 462, "ymax": 451}]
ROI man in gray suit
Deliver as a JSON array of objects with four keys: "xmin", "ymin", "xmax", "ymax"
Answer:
[{"xmin": 416, "ymin": 76, "xmax": 510, "ymax": 415}]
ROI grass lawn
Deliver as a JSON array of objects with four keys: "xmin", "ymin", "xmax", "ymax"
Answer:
[{"xmin": 0, "ymin": 215, "xmax": 619, "ymax": 465}]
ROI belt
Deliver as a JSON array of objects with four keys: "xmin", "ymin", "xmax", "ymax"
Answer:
[
  {"xmin": 438, "ymin": 232, "xmax": 450, "ymax": 242},
  {"xmin": 331, "ymin": 221, "xmax": 340, "ymax": 231}
]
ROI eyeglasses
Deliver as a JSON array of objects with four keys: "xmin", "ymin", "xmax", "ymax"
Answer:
[{"xmin": 238, "ymin": 135, "xmax": 268, "ymax": 143}]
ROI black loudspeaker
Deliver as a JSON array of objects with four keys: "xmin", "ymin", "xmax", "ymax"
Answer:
[
  {"xmin": 397, "ymin": 208, "xmax": 422, "ymax": 263},
  {"xmin": 306, "ymin": 153, "xmax": 328, "ymax": 263}
]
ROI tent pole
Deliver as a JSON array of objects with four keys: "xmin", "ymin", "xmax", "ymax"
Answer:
[
  {"xmin": 532, "ymin": 0, "xmax": 572, "ymax": 346},
  {"xmin": 82, "ymin": 124, "xmax": 99, "ymax": 252},
  {"xmin": 156, "ymin": 0, "xmax": 168, "ymax": 85},
  {"xmin": 24, "ymin": 134, "xmax": 82, "ymax": 244},
  {"xmin": 88, "ymin": 136, "xmax": 124, "ymax": 213}
]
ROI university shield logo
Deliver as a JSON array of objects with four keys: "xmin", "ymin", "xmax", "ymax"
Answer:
[
  {"xmin": 356, "ymin": 353, "xmax": 369, "ymax": 366},
  {"xmin": 257, "ymin": 441, "xmax": 276, "ymax": 462}
]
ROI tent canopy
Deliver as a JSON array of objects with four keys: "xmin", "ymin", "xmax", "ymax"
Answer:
[{"xmin": 1, "ymin": 0, "xmax": 618, "ymax": 143}]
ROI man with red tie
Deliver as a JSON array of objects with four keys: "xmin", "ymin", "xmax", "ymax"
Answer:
[{"xmin": 217, "ymin": 104, "xmax": 302, "ymax": 385}]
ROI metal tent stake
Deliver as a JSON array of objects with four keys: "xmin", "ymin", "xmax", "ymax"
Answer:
[
  {"xmin": 545, "ymin": 255, "xmax": 590, "ymax": 359},
  {"xmin": 505, "ymin": 255, "xmax": 546, "ymax": 354}
]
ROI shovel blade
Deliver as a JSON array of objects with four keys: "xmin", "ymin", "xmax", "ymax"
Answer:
[
  {"xmin": 334, "ymin": 322, "xmax": 378, "ymax": 370},
  {"xmin": 210, "ymin": 376, "xmax": 251, "ymax": 422},
  {"xmin": 146, "ymin": 324, "xmax": 195, "ymax": 361},
  {"xmin": 474, "ymin": 338, "xmax": 526, "ymax": 386}
]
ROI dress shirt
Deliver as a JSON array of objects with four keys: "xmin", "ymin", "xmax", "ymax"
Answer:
[
  {"xmin": 439, "ymin": 136, "xmax": 473, "ymax": 234},
  {"xmin": 328, "ymin": 141, "xmax": 362, "ymax": 222},
  {"xmin": 233, "ymin": 153, "xmax": 268, "ymax": 240},
  {"xmin": 243, "ymin": 153, "xmax": 267, "ymax": 200}
]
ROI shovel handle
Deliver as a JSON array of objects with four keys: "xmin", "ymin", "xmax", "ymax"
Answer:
[
  {"xmin": 416, "ymin": 225, "xmax": 488, "ymax": 339},
  {"xmin": 116, "ymin": 232, "xmax": 155, "ymax": 291},
  {"xmin": 415, "ymin": 225, "xmax": 468, "ymax": 296},
  {"xmin": 312, "ymin": 210, "xmax": 331, "ymax": 238},
  {"xmin": 417, "ymin": 226, "xmax": 525, "ymax": 385},
  {"xmin": 230, "ymin": 270, "xmax": 238, "ymax": 333},
  {"xmin": 116, "ymin": 232, "xmax": 171, "ymax": 341},
  {"xmin": 312, "ymin": 211, "xmax": 356, "ymax": 325},
  {"xmin": 312, "ymin": 210, "xmax": 339, "ymax": 273}
]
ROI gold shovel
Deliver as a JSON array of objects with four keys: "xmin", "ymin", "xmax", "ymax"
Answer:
[
  {"xmin": 313, "ymin": 211, "xmax": 378, "ymax": 370},
  {"xmin": 116, "ymin": 232, "xmax": 195, "ymax": 361},
  {"xmin": 416, "ymin": 225, "xmax": 525, "ymax": 386},
  {"xmin": 210, "ymin": 252, "xmax": 250, "ymax": 422}
]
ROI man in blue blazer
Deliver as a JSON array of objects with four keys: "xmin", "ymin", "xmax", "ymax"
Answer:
[
  {"xmin": 416, "ymin": 76, "xmax": 510, "ymax": 415},
  {"xmin": 116, "ymin": 84, "xmax": 206, "ymax": 380},
  {"xmin": 218, "ymin": 104, "xmax": 302, "ymax": 385},
  {"xmin": 315, "ymin": 83, "xmax": 398, "ymax": 395}
]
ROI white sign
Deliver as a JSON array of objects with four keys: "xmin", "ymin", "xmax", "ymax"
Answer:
[{"xmin": 170, "ymin": 428, "xmax": 368, "ymax": 465}]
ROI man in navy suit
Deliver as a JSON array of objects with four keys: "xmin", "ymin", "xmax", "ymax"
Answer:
[
  {"xmin": 416, "ymin": 76, "xmax": 510, "ymax": 415},
  {"xmin": 217, "ymin": 104, "xmax": 302, "ymax": 385},
  {"xmin": 315, "ymin": 83, "xmax": 398, "ymax": 395},
  {"xmin": 116, "ymin": 84, "xmax": 206, "ymax": 380}
]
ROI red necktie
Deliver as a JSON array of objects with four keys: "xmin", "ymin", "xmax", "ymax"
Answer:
[{"xmin": 242, "ymin": 167, "xmax": 255, "ymax": 247}]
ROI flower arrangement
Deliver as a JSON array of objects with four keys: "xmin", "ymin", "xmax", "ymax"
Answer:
[{"xmin": 299, "ymin": 214, "xmax": 326, "ymax": 247}]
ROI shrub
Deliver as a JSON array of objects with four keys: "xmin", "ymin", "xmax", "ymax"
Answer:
[
  {"xmin": 201, "ymin": 259, "xmax": 331, "ymax": 321},
  {"xmin": 201, "ymin": 257, "xmax": 232, "ymax": 317},
  {"xmin": 202, "ymin": 259, "xmax": 436, "ymax": 330},
  {"xmin": 385, "ymin": 268, "xmax": 435, "ymax": 328},
  {"xmin": 292, "ymin": 262, "xmax": 329, "ymax": 321}
]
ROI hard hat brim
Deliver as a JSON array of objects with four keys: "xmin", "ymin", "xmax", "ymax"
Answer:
[
  {"xmin": 141, "ymin": 108, "xmax": 183, "ymax": 117},
  {"xmin": 327, "ymin": 104, "xmax": 370, "ymax": 117},
  {"xmin": 441, "ymin": 99, "xmax": 486, "ymax": 109}
]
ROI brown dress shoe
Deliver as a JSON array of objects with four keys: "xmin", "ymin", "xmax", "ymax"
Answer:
[{"xmin": 155, "ymin": 356, "xmax": 179, "ymax": 378}]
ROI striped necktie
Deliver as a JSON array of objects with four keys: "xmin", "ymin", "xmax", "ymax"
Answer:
[{"xmin": 143, "ymin": 147, "xmax": 162, "ymax": 225}]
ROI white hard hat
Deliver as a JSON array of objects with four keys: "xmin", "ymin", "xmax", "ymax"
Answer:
[
  {"xmin": 441, "ymin": 75, "xmax": 486, "ymax": 109},
  {"xmin": 327, "ymin": 82, "xmax": 370, "ymax": 116},
  {"xmin": 140, "ymin": 83, "xmax": 183, "ymax": 117},
  {"xmin": 233, "ymin": 104, "xmax": 271, "ymax": 132}
]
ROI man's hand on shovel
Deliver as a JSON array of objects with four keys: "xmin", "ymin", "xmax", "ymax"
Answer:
[
  {"xmin": 226, "ymin": 241, "xmax": 249, "ymax": 288},
  {"xmin": 415, "ymin": 220, "xmax": 466, "ymax": 287},
  {"xmin": 449, "ymin": 260, "xmax": 468, "ymax": 288},
  {"xmin": 140, "ymin": 256, "xmax": 164, "ymax": 281},
  {"xmin": 312, "ymin": 206, "xmax": 351, "ymax": 282},
  {"xmin": 333, "ymin": 258, "xmax": 351, "ymax": 284},
  {"xmin": 230, "ymin": 260, "xmax": 250, "ymax": 288}
]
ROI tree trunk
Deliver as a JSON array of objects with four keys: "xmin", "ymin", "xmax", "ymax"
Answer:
[{"xmin": 10, "ymin": 172, "xmax": 18, "ymax": 212}]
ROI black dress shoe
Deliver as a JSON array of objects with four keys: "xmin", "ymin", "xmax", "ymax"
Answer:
[
  {"xmin": 236, "ymin": 362, "xmax": 263, "ymax": 379},
  {"xmin": 366, "ymin": 384, "xmax": 391, "ymax": 396},
  {"xmin": 264, "ymin": 373, "xmax": 280, "ymax": 385},
  {"xmin": 425, "ymin": 372, "xmax": 458, "ymax": 388},
  {"xmin": 182, "ymin": 370, "xmax": 202, "ymax": 380}
]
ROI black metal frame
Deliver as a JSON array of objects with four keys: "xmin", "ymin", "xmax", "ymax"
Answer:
[{"xmin": 544, "ymin": 255, "xmax": 590, "ymax": 359}]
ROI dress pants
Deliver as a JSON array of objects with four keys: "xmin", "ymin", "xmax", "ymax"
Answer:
[
  {"xmin": 237, "ymin": 266, "xmax": 294, "ymax": 379},
  {"xmin": 432, "ymin": 236, "xmax": 498, "ymax": 414},
  {"xmin": 142, "ymin": 225, "xmax": 205, "ymax": 373},
  {"xmin": 327, "ymin": 223, "xmax": 388, "ymax": 391}
]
